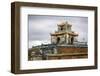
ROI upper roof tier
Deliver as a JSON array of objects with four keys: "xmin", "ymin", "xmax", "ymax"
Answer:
[{"xmin": 57, "ymin": 21, "xmax": 72, "ymax": 27}]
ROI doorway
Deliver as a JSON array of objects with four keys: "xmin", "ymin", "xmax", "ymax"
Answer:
[{"xmin": 57, "ymin": 37, "xmax": 60, "ymax": 44}]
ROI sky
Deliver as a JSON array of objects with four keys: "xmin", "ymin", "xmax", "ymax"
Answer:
[{"xmin": 28, "ymin": 15, "xmax": 88, "ymax": 48}]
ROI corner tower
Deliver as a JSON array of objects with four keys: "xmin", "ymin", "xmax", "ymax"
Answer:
[{"xmin": 50, "ymin": 21, "xmax": 78, "ymax": 45}]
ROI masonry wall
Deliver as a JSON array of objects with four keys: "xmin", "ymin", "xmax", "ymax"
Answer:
[
  {"xmin": 57, "ymin": 47, "xmax": 88, "ymax": 54},
  {"xmin": 47, "ymin": 47, "xmax": 88, "ymax": 60}
]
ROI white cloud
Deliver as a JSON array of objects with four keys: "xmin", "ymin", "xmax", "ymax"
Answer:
[{"xmin": 29, "ymin": 40, "xmax": 51, "ymax": 48}]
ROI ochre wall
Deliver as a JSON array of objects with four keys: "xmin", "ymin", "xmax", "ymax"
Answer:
[
  {"xmin": 47, "ymin": 47, "xmax": 88, "ymax": 60},
  {"xmin": 57, "ymin": 47, "xmax": 88, "ymax": 54}
]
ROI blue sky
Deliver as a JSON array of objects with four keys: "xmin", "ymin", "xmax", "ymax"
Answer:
[{"xmin": 28, "ymin": 15, "xmax": 88, "ymax": 48}]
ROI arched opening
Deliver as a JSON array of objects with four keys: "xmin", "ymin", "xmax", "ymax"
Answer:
[
  {"xmin": 61, "ymin": 27, "xmax": 63, "ymax": 30},
  {"xmin": 57, "ymin": 37, "xmax": 60, "ymax": 44},
  {"xmin": 71, "ymin": 36, "xmax": 74, "ymax": 44}
]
